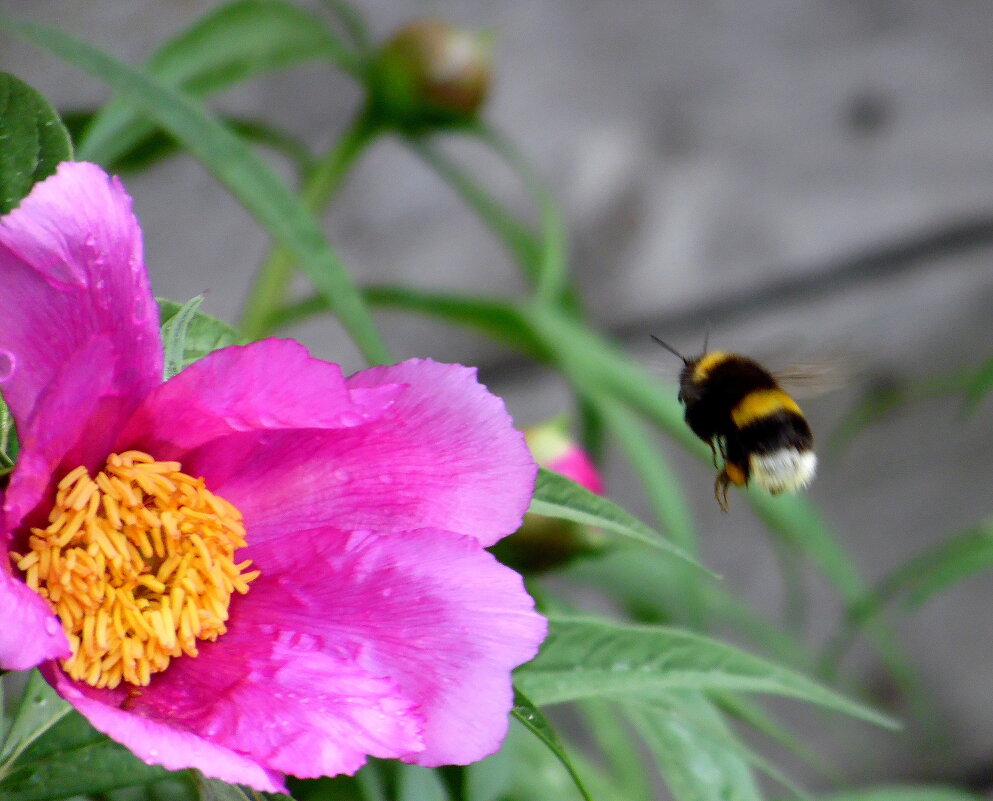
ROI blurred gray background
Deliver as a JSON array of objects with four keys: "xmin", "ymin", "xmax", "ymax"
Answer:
[{"xmin": 4, "ymin": 0, "xmax": 993, "ymax": 793}]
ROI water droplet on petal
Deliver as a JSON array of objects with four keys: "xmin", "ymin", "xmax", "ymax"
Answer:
[
  {"xmin": 44, "ymin": 616, "xmax": 60, "ymax": 635},
  {"xmin": 333, "ymin": 468, "xmax": 351, "ymax": 482},
  {"xmin": 93, "ymin": 277, "xmax": 111, "ymax": 309},
  {"xmin": 0, "ymin": 349, "xmax": 16, "ymax": 381}
]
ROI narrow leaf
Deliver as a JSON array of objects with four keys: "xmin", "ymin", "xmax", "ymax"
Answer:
[
  {"xmin": 195, "ymin": 771, "xmax": 292, "ymax": 801},
  {"xmin": 0, "ymin": 736, "xmax": 169, "ymax": 801},
  {"xmin": 624, "ymin": 694, "xmax": 763, "ymax": 801},
  {"xmin": 395, "ymin": 765, "xmax": 447, "ymax": 801},
  {"xmin": 0, "ymin": 72, "xmax": 72, "ymax": 214},
  {"xmin": 6, "ymin": 18, "xmax": 390, "ymax": 365},
  {"xmin": 516, "ymin": 617, "xmax": 897, "ymax": 729},
  {"xmin": 824, "ymin": 522, "xmax": 993, "ymax": 671},
  {"xmin": 964, "ymin": 351, "xmax": 993, "ymax": 411},
  {"xmin": 78, "ymin": 0, "xmax": 357, "ymax": 166},
  {"xmin": 512, "ymin": 689, "xmax": 594, "ymax": 801},
  {"xmin": 0, "ymin": 671, "xmax": 71, "ymax": 775},
  {"xmin": 811, "ymin": 788, "xmax": 985, "ymax": 801},
  {"xmin": 530, "ymin": 468, "xmax": 705, "ymax": 570},
  {"xmin": 0, "ymin": 394, "xmax": 17, "ymax": 474},
  {"xmin": 161, "ymin": 295, "xmax": 205, "ymax": 378},
  {"xmin": 578, "ymin": 699, "xmax": 652, "ymax": 801},
  {"xmin": 158, "ymin": 298, "xmax": 243, "ymax": 372}
]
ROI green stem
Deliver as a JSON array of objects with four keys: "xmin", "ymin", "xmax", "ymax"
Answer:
[
  {"xmin": 238, "ymin": 112, "xmax": 380, "ymax": 339},
  {"xmin": 471, "ymin": 123, "xmax": 569, "ymax": 306}
]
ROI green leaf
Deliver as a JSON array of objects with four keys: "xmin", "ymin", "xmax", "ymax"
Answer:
[
  {"xmin": 502, "ymin": 716, "xmax": 623, "ymax": 801},
  {"xmin": 395, "ymin": 766, "xmax": 446, "ymax": 801},
  {"xmin": 564, "ymin": 546, "xmax": 815, "ymax": 671},
  {"xmin": 270, "ymin": 286, "xmax": 544, "ymax": 358},
  {"xmin": 0, "ymin": 736, "xmax": 169, "ymax": 801},
  {"xmin": 596, "ymin": 397, "xmax": 696, "ymax": 553},
  {"xmin": 320, "ymin": 0, "xmax": 373, "ymax": 51},
  {"xmin": 464, "ymin": 740, "xmax": 513, "ymax": 801},
  {"xmin": 577, "ymin": 699, "xmax": 651, "ymax": 801},
  {"xmin": 67, "ymin": 110, "xmax": 316, "ymax": 176},
  {"xmin": 0, "ymin": 671, "xmax": 72, "ymax": 779},
  {"xmin": 810, "ymin": 788, "xmax": 985, "ymax": 801},
  {"xmin": 161, "ymin": 295, "xmax": 204, "ymax": 378},
  {"xmin": 511, "ymin": 689, "xmax": 594, "ymax": 801},
  {"xmin": 624, "ymin": 693, "xmax": 763, "ymax": 801},
  {"xmin": 964, "ymin": 351, "xmax": 993, "ymax": 411},
  {"xmin": 824, "ymin": 522, "xmax": 993, "ymax": 671},
  {"xmin": 405, "ymin": 138, "xmax": 542, "ymax": 281},
  {"xmin": 158, "ymin": 298, "xmax": 243, "ymax": 374},
  {"xmin": 714, "ymin": 692, "xmax": 837, "ymax": 783},
  {"xmin": 471, "ymin": 124, "xmax": 569, "ymax": 305},
  {"xmin": 78, "ymin": 0, "xmax": 358, "ymax": 167},
  {"xmin": 0, "ymin": 72, "xmax": 72, "ymax": 214},
  {"xmin": 0, "ymin": 393, "xmax": 18, "ymax": 475},
  {"xmin": 194, "ymin": 771, "xmax": 293, "ymax": 801},
  {"xmin": 530, "ymin": 468, "xmax": 705, "ymax": 570},
  {"xmin": 515, "ymin": 617, "xmax": 897, "ymax": 729},
  {"xmin": 4, "ymin": 17, "xmax": 390, "ymax": 365},
  {"xmin": 902, "ymin": 523, "xmax": 993, "ymax": 605},
  {"xmin": 0, "ymin": 689, "xmax": 183, "ymax": 799}
]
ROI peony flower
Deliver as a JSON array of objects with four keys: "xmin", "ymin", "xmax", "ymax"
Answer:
[{"xmin": 0, "ymin": 162, "xmax": 546, "ymax": 792}]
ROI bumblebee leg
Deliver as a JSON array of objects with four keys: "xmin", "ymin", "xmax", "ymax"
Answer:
[
  {"xmin": 708, "ymin": 440, "xmax": 719, "ymax": 468},
  {"xmin": 713, "ymin": 470, "xmax": 731, "ymax": 513}
]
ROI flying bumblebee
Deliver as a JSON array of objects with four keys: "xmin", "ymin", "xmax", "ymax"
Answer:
[{"xmin": 652, "ymin": 335, "xmax": 817, "ymax": 511}]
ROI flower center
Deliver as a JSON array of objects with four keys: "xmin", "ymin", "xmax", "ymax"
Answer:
[{"xmin": 10, "ymin": 450, "xmax": 259, "ymax": 690}]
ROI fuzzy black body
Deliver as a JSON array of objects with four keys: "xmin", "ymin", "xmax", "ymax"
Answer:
[
  {"xmin": 668, "ymin": 348, "xmax": 816, "ymax": 510},
  {"xmin": 678, "ymin": 354, "xmax": 777, "ymax": 446}
]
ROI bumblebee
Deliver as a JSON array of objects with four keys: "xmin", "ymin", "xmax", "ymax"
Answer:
[{"xmin": 652, "ymin": 336, "xmax": 817, "ymax": 511}]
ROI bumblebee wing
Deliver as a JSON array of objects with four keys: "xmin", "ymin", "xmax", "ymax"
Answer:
[{"xmin": 773, "ymin": 356, "xmax": 858, "ymax": 399}]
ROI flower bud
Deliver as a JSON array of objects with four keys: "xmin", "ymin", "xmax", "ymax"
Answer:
[
  {"xmin": 526, "ymin": 421, "xmax": 605, "ymax": 495},
  {"xmin": 492, "ymin": 419, "xmax": 607, "ymax": 573},
  {"xmin": 370, "ymin": 19, "xmax": 492, "ymax": 128}
]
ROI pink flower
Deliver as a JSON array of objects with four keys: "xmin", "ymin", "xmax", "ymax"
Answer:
[
  {"xmin": 0, "ymin": 162, "xmax": 545, "ymax": 792},
  {"xmin": 525, "ymin": 421, "xmax": 604, "ymax": 494}
]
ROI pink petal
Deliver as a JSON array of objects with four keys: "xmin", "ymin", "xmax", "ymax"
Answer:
[
  {"xmin": 116, "ymin": 339, "xmax": 403, "ymax": 458},
  {"xmin": 238, "ymin": 527, "xmax": 545, "ymax": 766},
  {"xmin": 0, "ymin": 162, "xmax": 161, "ymax": 433},
  {"xmin": 0, "ymin": 573, "xmax": 70, "ymax": 670},
  {"xmin": 186, "ymin": 360, "xmax": 536, "ymax": 548},
  {"xmin": 3, "ymin": 335, "xmax": 126, "ymax": 536},
  {"xmin": 44, "ymin": 666, "xmax": 286, "ymax": 794},
  {"xmin": 127, "ymin": 625, "xmax": 422, "ymax": 780}
]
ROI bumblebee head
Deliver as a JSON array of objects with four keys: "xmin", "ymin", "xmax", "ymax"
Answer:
[{"xmin": 651, "ymin": 335, "xmax": 700, "ymax": 406}]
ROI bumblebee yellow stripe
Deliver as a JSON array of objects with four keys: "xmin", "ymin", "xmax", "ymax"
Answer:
[
  {"xmin": 692, "ymin": 351, "xmax": 732, "ymax": 383},
  {"xmin": 731, "ymin": 388, "xmax": 802, "ymax": 428}
]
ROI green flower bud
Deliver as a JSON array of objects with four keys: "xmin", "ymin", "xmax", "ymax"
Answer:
[{"xmin": 370, "ymin": 19, "xmax": 492, "ymax": 129}]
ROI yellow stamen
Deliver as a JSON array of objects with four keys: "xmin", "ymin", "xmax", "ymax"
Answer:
[{"xmin": 11, "ymin": 451, "xmax": 258, "ymax": 690}]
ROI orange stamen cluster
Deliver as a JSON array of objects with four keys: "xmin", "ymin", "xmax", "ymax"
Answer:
[{"xmin": 10, "ymin": 450, "xmax": 259, "ymax": 689}]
